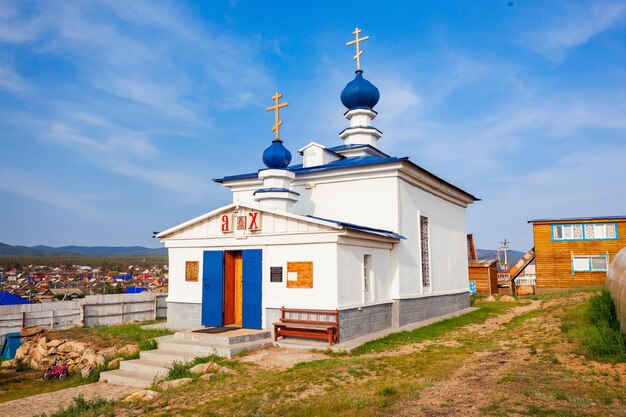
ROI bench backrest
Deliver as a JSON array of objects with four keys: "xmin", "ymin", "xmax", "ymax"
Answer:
[{"xmin": 280, "ymin": 307, "xmax": 338, "ymax": 326}]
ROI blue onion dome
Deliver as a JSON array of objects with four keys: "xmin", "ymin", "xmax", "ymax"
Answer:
[
  {"xmin": 262, "ymin": 139, "xmax": 292, "ymax": 169},
  {"xmin": 340, "ymin": 70, "xmax": 380, "ymax": 110}
]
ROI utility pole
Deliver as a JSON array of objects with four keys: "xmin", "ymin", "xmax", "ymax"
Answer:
[{"xmin": 500, "ymin": 238, "xmax": 510, "ymax": 270}]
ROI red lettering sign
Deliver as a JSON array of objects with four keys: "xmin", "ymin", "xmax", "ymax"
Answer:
[
  {"xmin": 248, "ymin": 211, "xmax": 261, "ymax": 231},
  {"xmin": 221, "ymin": 214, "xmax": 231, "ymax": 233}
]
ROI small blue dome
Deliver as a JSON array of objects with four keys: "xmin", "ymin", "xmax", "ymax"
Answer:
[
  {"xmin": 262, "ymin": 140, "xmax": 292, "ymax": 169},
  {"xmin": 340, "ymin": 70, "xmax": 380, "ymax": 110}
]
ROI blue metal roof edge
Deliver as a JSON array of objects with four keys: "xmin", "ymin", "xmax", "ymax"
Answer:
[
  {"xmin": 307, "ymin": 215, "xmax": 405, "ymax": 240},
  {"xmin": 214, "ymin": 156, "xmax": 406, "ymax": 183},
  {"xmin": 253, "ymin": 188, "xmax": 300, "ymax": 196},
  {"xmin": 338, "ymin": 126, "xmax": 383, "ymax": 136},
  {"xmin": 528, "ymin": 215, "xmax": 626, "ymax": 223},
  {"xmin": 327, "ymin": 144, "xmax": 390, "ymax": 157},
  {"xmin": 213, "ymin": 155, "xmax": 479, "ymax": 202}
]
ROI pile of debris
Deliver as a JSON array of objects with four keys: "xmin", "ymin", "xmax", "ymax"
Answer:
[{"xmin": 13, "ymin": 326, "xmax": 139, "ymax": 377}]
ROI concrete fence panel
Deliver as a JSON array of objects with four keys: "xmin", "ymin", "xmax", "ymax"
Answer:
[
  {"xmin": 0, "ymin": 293, "xmax": 168, "ymax": 335},
  {"xmin": 607, "ymin": 248, "xmax": 626, "ymax": 333}
]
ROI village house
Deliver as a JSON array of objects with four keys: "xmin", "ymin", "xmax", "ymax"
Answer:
[
  {"xmin": 529, "ymin": 216, "xmax": 626, "ymax": 290},
  {"xmin": 157, "ymin": 29, "xmax": 478, "ymax": 343}
]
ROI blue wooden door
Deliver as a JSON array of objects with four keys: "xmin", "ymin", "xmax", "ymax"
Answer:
[
  {"xmin": 202, "ymin": 250, "xmax": 224, "ymax": 327},
  {"xmin": 242, "ymin": 249, "xmax": 263, "ymax": 329}
]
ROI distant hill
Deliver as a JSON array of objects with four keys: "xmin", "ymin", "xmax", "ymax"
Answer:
[
  {"xmin": 476, "ymin": 248, "xmax": 526, "ymax": 267},
  {"xmin": 0, "ymin": 242, "xmax": 166, "ymax": 257}
]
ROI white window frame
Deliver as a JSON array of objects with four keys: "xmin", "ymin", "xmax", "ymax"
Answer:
[
  {"xmin": 571, "ymin": 252, "xmax": 609, "ymax": 274},
  {"xmin": 363, "ymin": 254, "xmax": 371, "ymax": 293}
]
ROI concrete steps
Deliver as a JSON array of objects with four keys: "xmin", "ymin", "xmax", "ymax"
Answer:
[
  {"xmin": 119, "ymin": 359, "xmax": 170, "ymax": 378},
  {"xmin": 99, "ymin": 369, "xmax": 155, "ymax": 388},
  {"xmin": 99, "ymin": 328, "xmax": 272, "ymax": 388}
]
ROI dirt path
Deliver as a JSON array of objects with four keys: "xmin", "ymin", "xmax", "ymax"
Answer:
[
  {"xmin": 392, "ymin": 293, "xmax": 625, "ymax": 416},
  {"xmin": 0, "ymin": 382, "xmax": 135, "ymax": 417},
  {"xmin": 235, "ymin": 346, "xmax": 326, "ymax": 369}
]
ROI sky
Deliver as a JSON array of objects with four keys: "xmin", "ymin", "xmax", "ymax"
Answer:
[{"xmin": 0, "ymin": 1, "xmax": 625, "ymax": 251}]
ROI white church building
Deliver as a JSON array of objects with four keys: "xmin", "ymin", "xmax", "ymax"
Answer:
[{"xmin": 157, "ymin": 31, "xmax": 478, "ymax": 343}]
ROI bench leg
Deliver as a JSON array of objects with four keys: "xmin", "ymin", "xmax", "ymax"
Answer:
[{"xmin": 328, "ymin": 329, "xmax": 333, "ymax": 346}]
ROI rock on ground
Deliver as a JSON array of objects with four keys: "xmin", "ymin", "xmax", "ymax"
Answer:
[
  {"xmin": 483, "ymin": 295, "xmax": 497, "ymax": 302},
  {"xmin": 189, "ymin": 362, "xmax": 220, "ymax": 375},
  {"xmin": 123, "ymin": 389, "xmax": 160, "ymax": 403},
  {"xmin": 108, "ymin": 357, "xmax": 123, "ymax": 369},
  {"xmin": 118, "ymin": 344, "xmax": 139, "ymax": 357},
  {"xmin": 20, "ymin": 326, "xmax": 44, "ymax": 338},
  {"xmin": 158, "ymin": 377, "xmax": 193, "ymax": 390},
  {"xmin": 500, "ymin": 295, "xmax": 516, "ymax": 303}
]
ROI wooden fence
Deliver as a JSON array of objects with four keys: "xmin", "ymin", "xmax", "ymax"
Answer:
[{"xmin": 0, "ymin": 293, "xmax": 167, "ymax": 335}]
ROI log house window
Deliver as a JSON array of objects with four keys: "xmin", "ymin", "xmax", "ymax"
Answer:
[
  {"xmin": 571, "ymin": 253, "xmax": 609, "ymax": 273},
  {"xmin": 553, "ymin": 223, "xmax": 617, "ymax": 241}
]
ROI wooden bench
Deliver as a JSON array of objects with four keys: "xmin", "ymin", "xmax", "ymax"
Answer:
[{"xmin": 273, "ymin": 307, "xmax": 339, "ymax": 346}]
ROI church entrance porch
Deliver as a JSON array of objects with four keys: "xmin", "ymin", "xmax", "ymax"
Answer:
[{"xmin": 201, "ymin": 249, "xmax": 263, "ymax": 329}]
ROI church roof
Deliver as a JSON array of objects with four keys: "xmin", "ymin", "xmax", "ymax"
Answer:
[
  {"xmin": 214, "ymin": 155, "xmax": 406, "ymax": 182},
  {"xmin": 307, "ymin": 215, "xmax": 405, "ymax": 239},
  {"xmin": 214, "ymin": 155, "xmax": 479, "ymax": 203}
]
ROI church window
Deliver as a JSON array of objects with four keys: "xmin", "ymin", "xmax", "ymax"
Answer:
[
  {"xmin": 363, "ymin": 255, "xmax": 371, "ymax": 292},
  {"xmin": 420, "ymin": 215, "xmax": 430, "ymax": 287}
]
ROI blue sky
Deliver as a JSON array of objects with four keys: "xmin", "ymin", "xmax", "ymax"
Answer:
[{"xmin": 1, "ymin": 1, "xmax": 625, "ymax": 251}]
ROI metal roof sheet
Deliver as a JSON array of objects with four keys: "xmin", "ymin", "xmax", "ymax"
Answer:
[
  {"xmin": 528, "ymin": 215, "xmax": 626, "ymax": 223},
  {"xmin": 307, "ymin": 215, "xmax": 405, "ymax": 240}
]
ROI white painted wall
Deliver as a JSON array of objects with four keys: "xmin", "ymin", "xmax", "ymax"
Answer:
[
  {"xmin": 167, "ymin": 246, "xmax": 206, "ymax": 304},
  {"xmin": 397, "ymin": 179, "xmax": 469, "ymax": 297},
  {"xmin": 264, "ymin": 242, "xmax": 338, "ymax": 311},
  {"xmin": 292, "ymin": 176, "xmax": 399, "ymax": 232},
  {"xmin": 337, "ymin": 244, "xmax": 392, "ymax": 308}
]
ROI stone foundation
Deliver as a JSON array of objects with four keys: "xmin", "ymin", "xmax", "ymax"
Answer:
[
  {"xmin": 166, "ymin": 302, "xmax": 202, "ymax": 330},
  {"xmin": 338, "ymin": 303, "xmax": 393, "ymax": 341},
  {"xmin": 393, "ymin": 291, "xmax": 470, "ymax": 327}
]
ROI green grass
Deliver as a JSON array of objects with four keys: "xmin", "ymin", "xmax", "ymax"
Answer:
[
  {"xmin": 33, "ymin": 394, "xmax": 115, "ymax": 417},
  {"xmin": 352, "ymin": 302, "xmax": 512, "ymax": 354},
  {"xmin": 90, "ymin": 321, "xmax": 173, "ymax": 342},
  {"xmin": 522, "ymin": 286, "xmax": 602, "ymax": 301},
  {"xmin": 560, "ymin": 289, "xmax": 626, "ymax": 362},
  {"xmin": 159, "ymin": 354, "xmax": 238, "ymax": 385}
]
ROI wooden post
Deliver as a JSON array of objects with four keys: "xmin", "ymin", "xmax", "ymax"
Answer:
[
  {"xmin": 153, "ymin": 297, "xmax": 158, "ymax": 321},
  {"xmin": 80, "ymin": 304, "xmax": 85, "ymax": 326},
  {"xmin": 50, "ymin": 310, "xmax": 54, "ymax": 329},
  {"xmin": 21, "ymin": 311, "xmax": 25, "ymax": 328},
  {"xmin": 121, "ymin": 301, "xmax": 125, "ymax": 323}
]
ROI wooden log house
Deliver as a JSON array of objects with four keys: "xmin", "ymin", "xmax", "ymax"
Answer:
[{"xmin": 529, "ymin": 216, "xmax": 626, "ymax": 290}]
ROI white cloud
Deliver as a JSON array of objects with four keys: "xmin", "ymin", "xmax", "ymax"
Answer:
[
  {"xmin": 0, "ymin": 167, "xmax": 115, "ymax": 221},
  {"xmin": 527, "ymin": 1, "xmax": 626, "ymax": 62},
  {"xmin": 0, "ymin": 62, "xmax": 31, "ymax": 94}
]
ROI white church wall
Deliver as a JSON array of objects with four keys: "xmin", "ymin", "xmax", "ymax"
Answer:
[
  {"xmin": 292, "ymin": 176, "xmax": 399, "ymax": 231},
  {"xmin": 263, "ymin": 242, "xmax": 338, "ymax": 311},
  {"xmin": 337, "ymin": 244, "xmax": 392, "ymax": 308},
  {"xmin": 167, "ymin": 246, "xmax": 205, "ymax": 304},
  {"xmin": 397, "ymin": 179, "xmax": 469, "ymax": 297}
]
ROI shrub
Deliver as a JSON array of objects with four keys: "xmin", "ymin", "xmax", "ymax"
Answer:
[
  {"xmin": 40, "ymin": 394, "xmax": 114, "ymax": 417},
  {"xmin": 562, "ymin": 289, "xmax": 626, "ymax": 361}
]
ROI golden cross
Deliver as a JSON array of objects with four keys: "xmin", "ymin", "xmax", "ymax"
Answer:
[
  {"xmin": 346, "ymin": 27, "xmax": 370, "ymax": 71},
  {"xmin": 266, "ymin": 91, "xmax": 288, "ymax": 141}
]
